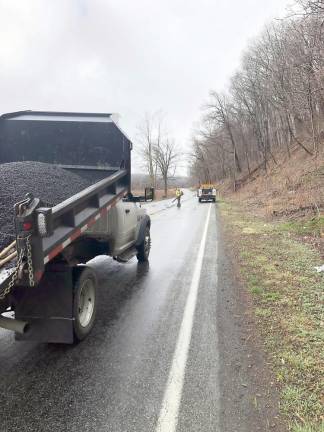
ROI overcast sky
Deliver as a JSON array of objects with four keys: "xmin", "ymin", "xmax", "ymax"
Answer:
[{"xmin": 0, "ymin": 0, "xmax": 290, "ymax": 172}]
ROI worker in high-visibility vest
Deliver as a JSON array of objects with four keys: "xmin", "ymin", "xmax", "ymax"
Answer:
[{"xmin": 175, "ymin": 188, "xmax": 183, "ymax": 207}]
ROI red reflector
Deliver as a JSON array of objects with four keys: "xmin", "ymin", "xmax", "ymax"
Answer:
[{"xmin": 23, "ymin": 222, "xmax": 32, "ymax": 231}]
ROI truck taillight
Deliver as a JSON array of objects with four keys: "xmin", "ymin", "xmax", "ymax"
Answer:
[
  {"xmin": 198, "ymin": 189, "xmax": 202, "ymax": 196},
  {"xmin": 23, "ymin": 222, "xmax": 33, "ymax": 231}
]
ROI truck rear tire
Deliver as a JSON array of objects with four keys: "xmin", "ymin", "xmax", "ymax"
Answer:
[
  {"xmin": 198, "ymin": 198, "xmax": 202, "ymax": 203},
  {"xmin": 73, "ymin": 267, "xmax": 97, "ymax": 341},
  {"xmin": 137, "ymin": 226, "xmax": 151, "ymax": 262}
]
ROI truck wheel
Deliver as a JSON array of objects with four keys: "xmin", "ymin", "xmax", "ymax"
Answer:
[
  {"xmin": 73, "ymin": 267, "xmax": 97, "ymax": 341},
  {"xmin": 137, "ymin": 226, "xmax": 151, "ymax": 262},
  {"xmin": 199, "ymin": 198, "xmax": 202, "ymax": 203}
]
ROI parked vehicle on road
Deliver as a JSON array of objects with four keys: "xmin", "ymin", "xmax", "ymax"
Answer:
[
  {"xmin": 0, "ymin": 111, "xmax": 151, "ymax": 343},
  {"xmin": 197, "ymin": 184, "xmax": 216, "ymax": 203}
]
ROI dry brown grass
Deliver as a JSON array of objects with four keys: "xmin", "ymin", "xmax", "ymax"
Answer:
[
  {"xmin": 220, "ymin": 150, "xmax": 324, "ymax": 221},
  {"xmin": 220, "ymin": 201, "xmax": 324, "ymax": 431},
  {"xmin": 218, "ymin": 149, "xmax": 324, "ymax": 431},
  {"xmin": 153, "ymin": 188, "xmax": 177, "ymax": 200}
]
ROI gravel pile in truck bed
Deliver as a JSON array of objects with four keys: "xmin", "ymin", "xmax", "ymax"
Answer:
[{"xmin": 0, "ymin": 161, "xmax": 94, "ymax": 251}]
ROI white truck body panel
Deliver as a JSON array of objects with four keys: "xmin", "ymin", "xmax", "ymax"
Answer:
[{"xmin": 83, "ymin": 201, "xmax": 146, "ymax": 256}]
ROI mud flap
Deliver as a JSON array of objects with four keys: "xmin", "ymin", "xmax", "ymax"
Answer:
[{"xmin": 13, "ymin": 264, "xmax": 74, "ymax": 343}]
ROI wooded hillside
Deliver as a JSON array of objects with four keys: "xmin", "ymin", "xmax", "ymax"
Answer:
[{"xmin": 190, "ymin": 0, "xmax": 324, "ymax": 187}]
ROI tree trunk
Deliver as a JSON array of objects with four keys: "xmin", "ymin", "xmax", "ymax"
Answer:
[
  {"xmin": 226, "ymin": 121, "xmax": 241, "ymax": 173},
  {"xmin": 286, "ymin": 113, "xmax": 313, "ymax": 156},
  {"xmin": 308, "ymin": 87, "xmax": 318, "ymax": 155}
]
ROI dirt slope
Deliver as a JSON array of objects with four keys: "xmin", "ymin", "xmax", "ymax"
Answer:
[{"xmin": 222, "ymin": 150, "xmax": 324, "ymax": 220}]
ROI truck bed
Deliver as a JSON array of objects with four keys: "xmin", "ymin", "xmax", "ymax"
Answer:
[
  {"xmin": 0, "ymin": 165, "xmax": 128, "ymax": 287},
  {"xmin": 0, "ymin": 111, "xmax": 132, "ymax": 295}
]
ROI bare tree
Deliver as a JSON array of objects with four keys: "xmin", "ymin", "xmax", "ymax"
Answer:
[
  {"xmin": 298, "ymin": 0, "xmax": 324, "ymax": 15},
  {"xmin": 190, "ymin": 0, "xmax": 324, "ymax": 187},
  {"xmin": 136, "ymin": 111, "xmax": 165, "ymax": 188},
  {"xmin": 206, "ymin": 91, "xmax": 242, "ymax": 175},
  {"xmin": 137, "ymin": 111, "xmax": 179, "ymax": 196},
  {"xmin": 154, "ymin": 139, "xmax": 178, "ymax": 197}
]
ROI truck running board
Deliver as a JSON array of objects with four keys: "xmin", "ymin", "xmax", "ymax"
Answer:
[{"xmin": 115, "ymin": 246, "xmax": 138, "ymax": 263}]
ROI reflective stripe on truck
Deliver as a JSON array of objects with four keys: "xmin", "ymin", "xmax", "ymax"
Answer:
[{"xmin": 44, "ymin": 189, "xmax": 126, "ymax": 264}]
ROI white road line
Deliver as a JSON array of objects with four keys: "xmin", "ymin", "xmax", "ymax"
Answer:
[{"xmin": 156, "ymin": 203, "xmax": 212, "ymax": 432}]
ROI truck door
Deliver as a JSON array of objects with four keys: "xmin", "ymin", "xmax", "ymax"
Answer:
[{"xmin": 121, "ymin": 201, "xmax": 138, "ymax": 243}]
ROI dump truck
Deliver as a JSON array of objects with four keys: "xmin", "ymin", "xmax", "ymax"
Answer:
[
  {"xmin": 0, "ymin": 111, "xmax": 151, "ymax": 343},
  {"xmin": 197, "ymin": 184, "xmax": 216, "ymax": 203}
]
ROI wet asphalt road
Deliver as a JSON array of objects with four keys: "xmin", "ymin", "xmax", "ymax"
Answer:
[
  {"xmin": 0, "ymin": 192, "xmax": 279, "ymax": 432},
  {"xmin": 0, "ymin": 192, "xmax": 220, "ymax": 431}
]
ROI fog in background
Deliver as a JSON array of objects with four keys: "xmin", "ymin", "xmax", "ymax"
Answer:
[{"xmin": 0, "ymin": 0, "xmax": 289, "ymax": 173}]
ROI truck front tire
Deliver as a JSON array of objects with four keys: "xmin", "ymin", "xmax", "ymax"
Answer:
[
  {"xmin": 73, "ymin": 267, "xmax": 97, "ymax": 341},
  {"xmin": 137, "ymin": 226, "xmax": 151, "ymax": 262}
]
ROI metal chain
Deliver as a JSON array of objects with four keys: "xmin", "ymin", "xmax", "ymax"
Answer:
[
  {"xmin": 26, "ymin": 235, "xmax": 35, "ymax": 287},
  {"xmin": 0, "ymin": 247, "xmax": 24, "ymax": 300},
  {"xmin": 0, "ymin": 235, "xmax": 35, "ymax": 300}
]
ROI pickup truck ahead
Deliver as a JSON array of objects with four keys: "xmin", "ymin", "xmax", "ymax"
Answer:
[
  {"xmin": 197, "ymin": 184, "xmax": 216, "ymax": 203},
  {"xmin": 0, "ymin": 111, "xmax": 151, "ymax": 343}
]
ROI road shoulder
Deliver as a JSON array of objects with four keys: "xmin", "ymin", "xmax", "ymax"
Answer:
[{"xmin": 216, "ymin": 205, "xmax": 287, "ymax": 432}]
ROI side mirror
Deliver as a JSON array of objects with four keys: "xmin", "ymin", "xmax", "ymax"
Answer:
[
  {"xmin": 144, "ymin": 187, "xmax": 154, "ymax": 201},
  {"xmin": 125, "ymin": 188, "xmax": 154, "ymax": 203}
]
